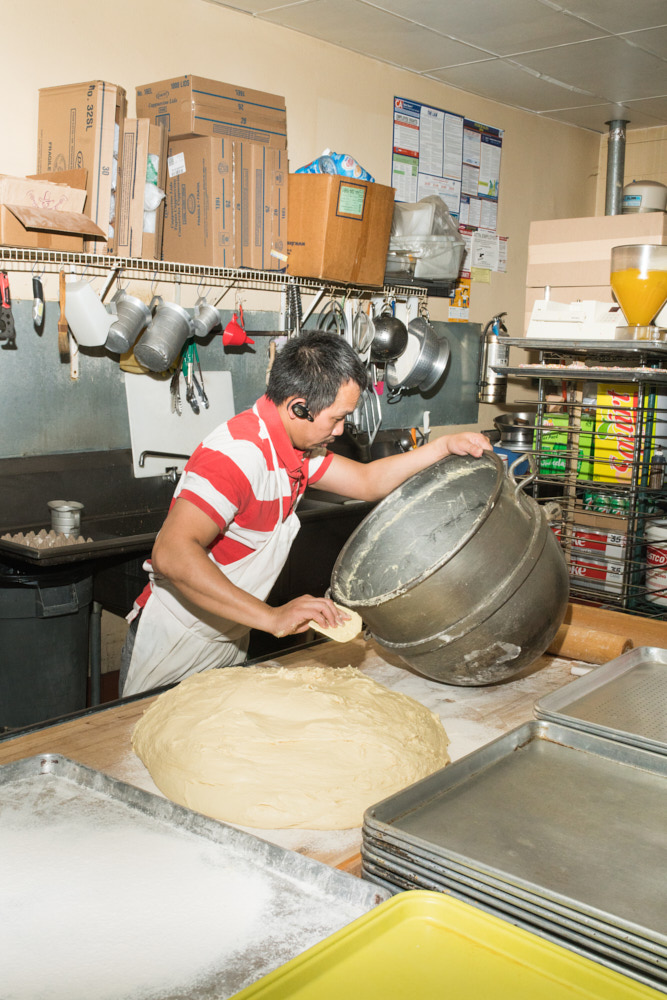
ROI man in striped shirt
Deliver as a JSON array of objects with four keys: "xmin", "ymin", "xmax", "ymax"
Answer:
[{"xmin": 121, "ymin": 332, "xmax": 490, "ymax": 696}]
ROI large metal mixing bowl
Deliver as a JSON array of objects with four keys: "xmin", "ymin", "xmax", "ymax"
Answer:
[{"xmin": 330, "ymin": 452, "xmax": 569, "ymax": 686}]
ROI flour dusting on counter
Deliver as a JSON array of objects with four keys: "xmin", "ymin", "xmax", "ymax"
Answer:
[{"xmin": 0, "ymin": 773, "xmax": 377, "ymax": 1000}]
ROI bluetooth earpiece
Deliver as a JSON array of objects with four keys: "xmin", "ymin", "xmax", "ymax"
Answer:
[{"xmin": 291, "ymin": 401, "xmax": 314, "ymax": 422}]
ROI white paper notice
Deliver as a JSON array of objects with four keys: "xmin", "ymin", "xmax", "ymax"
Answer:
[
  {"xmin": 392, "ymin": 154, "xmax": 418, "ymax": 201},
  {"xmin": 444, "ymin": 114, "xmax": 463, "ymax": 180},
  {"xmin": 471, "ymin": 231, "xmax": 499, "ymax": 270},
  {"xmin": 417, "ymin": 175, "xmax": 461, "ymax": 216},
  {"xmin": 479, "ymin": 199, "xmax": 498, "ymax": 231},
  {"xmin": 479, "ymin": 137, "xmax": 501, "ymax": 199},
  {"xmin": 419, "ymin": 105, "xmax": 445, "ymax": 176},
  {"xmin": 463, "ymin": 127, "xmax": 481, "ymax": 168}
]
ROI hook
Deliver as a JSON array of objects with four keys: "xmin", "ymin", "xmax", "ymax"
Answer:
[
  {"xmin": 31, "ymin": 262, "xmax": 45, "ymax": 280},
  {"xmin": 150, "ymin": 271, "xmax": 159, "ymax": 296},
  {"xmin": 213, "ymin": 278, "xmax": 237, "ymax": 307}
]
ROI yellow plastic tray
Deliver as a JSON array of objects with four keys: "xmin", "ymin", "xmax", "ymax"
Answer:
[{"xmin": 231, "ymin": 890, "xmax": 662, "ymax": 1000}]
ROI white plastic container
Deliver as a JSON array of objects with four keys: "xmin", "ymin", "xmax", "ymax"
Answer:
[{"xmin": 645, "ymin": 519, "xmax": 667, "ymax": 607}]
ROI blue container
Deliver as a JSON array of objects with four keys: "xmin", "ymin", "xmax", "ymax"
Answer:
[{"xmin": 493, "ymin": 445, "xmax": 530, "ymax": 476}]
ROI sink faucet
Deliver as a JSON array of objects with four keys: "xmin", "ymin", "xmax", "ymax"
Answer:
[{"xmin": 138, "ymin": 450, "xmax": 190, "ymax": 469}]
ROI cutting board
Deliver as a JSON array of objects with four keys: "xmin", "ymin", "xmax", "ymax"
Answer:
[{"xmin": 124, "ymin": 371, "xmax": 235, "ymax": 478}]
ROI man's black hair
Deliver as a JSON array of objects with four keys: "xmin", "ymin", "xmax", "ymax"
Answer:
[{"xmin": 266, "ymin": 331, "xmax": 368, "ymax": 415}]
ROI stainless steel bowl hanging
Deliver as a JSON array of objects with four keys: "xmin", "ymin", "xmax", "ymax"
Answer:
[
  {"xmin": 330, "ymin": 452, "xmax": 569, "ymax": 686},
  {"xmin": 385, "ymin": 315, "xmax": 450, "ymax": 395}
]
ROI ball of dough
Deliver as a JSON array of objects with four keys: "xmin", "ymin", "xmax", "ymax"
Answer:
[{"xmin": 132, "ymin": 665, "xmax": 450, "ymax": 830}]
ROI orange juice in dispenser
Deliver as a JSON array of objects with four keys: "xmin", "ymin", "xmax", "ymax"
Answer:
[{"xmin": 610, "ymin": 243, "xmax": 667, "ymax": 337}]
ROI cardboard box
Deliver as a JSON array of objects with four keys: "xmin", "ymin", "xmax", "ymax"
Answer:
[
  {"xmin": 527, "ymin": 213, "xmax": 667, "ymax": 288},
  {"xmin": 0, "ymin": 170, "xmax": 105, "ymax": 251},
  {"xmin": 116, "ymin": 119, "xmax": 168, "ymax": 259},
  {"xmin": 287, "ymin": 175, "xmax": 395, "ymax": 286},
  {"xmin": 538, "ymin": 414, "xmax": 594, "ymax": 479},
  {"xmin": 237, "ymin": 143, "xmax": 287, "ymax": 270},
  {"xmin": 524, "ymin": 213, "xmax": 667, "ymax": 333},
  {"xmin": 37, "ymin": 81, "xmax": 127, "ymax": 253},
  {"xmin": 162, "ymin": 136, "xmax": 237, "ymax": 267},
  {"xmin": 593, "ymin": 382, "xmax": 644, "ymax": 484},
  {"xmin": 162, "ymin": 136, "xmax": 286, "ymax": 270},
  {"xmin": 136, "ymin": 75, "xmax": 287, "ymax": 148},
  {"xmin": 270, "ymin": 148, "xmax": 288, "ymax": 268},
  {"xmin": 569, "ymin": 552, "xmax": 624, "ymax": 594}
]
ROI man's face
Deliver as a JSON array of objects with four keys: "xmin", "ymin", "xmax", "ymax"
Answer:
[{"xmin": 291, "ymin": 380, "xmax": 362, "ymax": 450}]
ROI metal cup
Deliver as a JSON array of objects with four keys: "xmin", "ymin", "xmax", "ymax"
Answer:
[
  {"xmin": 106, "ymin": 289, "xmax": 152, "ymax": 354},
  {"xmin": 191, "ymin": 299, "xmax": 221, "ymax": 338},
  {"xmin": 47, "ymin": 500, "xmax": 84, "ymax": 537},
  {"xmin": 134, "ymin": 295, "xmax": 193, "ymax": 372}
]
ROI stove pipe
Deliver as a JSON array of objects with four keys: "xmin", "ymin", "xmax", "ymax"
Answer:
[{"xmin": 605, "ymin": 119, "xmax": 629, "ymax": 216}]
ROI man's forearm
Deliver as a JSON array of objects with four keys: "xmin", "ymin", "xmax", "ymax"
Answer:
[
  {"xmin": 152, "ymin": 536, "xmax": 278, "ymax": 632},
  {"xmin": 317, "ymin": 431, "xmax": 491, "ymax": 502},
  {"xmin": 151, "ymin": 530, "xmax": 347, "ymax": 637}
]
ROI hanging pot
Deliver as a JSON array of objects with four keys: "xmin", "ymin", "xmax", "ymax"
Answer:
[
  {"xmin": 369, "ymin": 313, "xmax": 408, "ymax": 362},
  {"xmin": 385, "ymin": 316, "xmax": 450, "ymax": 392},
  {"xmin": 330, "ymin": 452, "xmax": 568, "ymax": 686}
]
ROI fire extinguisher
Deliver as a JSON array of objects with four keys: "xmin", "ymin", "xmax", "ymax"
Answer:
[{"xmin": 478, "ymin": 312, "xmax": 509, "ymax": 404}]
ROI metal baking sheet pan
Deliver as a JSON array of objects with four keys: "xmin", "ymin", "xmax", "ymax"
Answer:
[
  {"xmin": 364, "ymin": 720, "xmax": 667, "ymax": 949},
  {"xmin": 361, "ymin": 851, "xmax": 666, "ymax": 984},
  {"xmin": 360, "ymin": 866, "xmax": 665, "ymax": 995},
  {"xmin": 535, "ymin": 647, "xmax": 667, "ymax": 754},
  {"xmin": 360, "ymin": 863, "xmax": 666, "ymax": 995},
  {"xmin": 361, "ymin": 839, "xmax": 666, "ymax": 974},
  {"xmin": 0, "ymin": 754, "xmax": 388, "ymax": 1000},
  {"xmin": 361, "ymin": 825, "xmax": 667, "ymax": 961},
  {"xmin": 503, "ymin": 338, "xmax": 667, "ymax": 354},
  {"xmin": 492, "ymin": 365, "xmax": 667, "ymax": 384}
]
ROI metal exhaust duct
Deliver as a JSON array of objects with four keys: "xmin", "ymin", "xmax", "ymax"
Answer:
[{"xmin": 605, "ymin": 119, "xmax": 629, "ymax": 216}]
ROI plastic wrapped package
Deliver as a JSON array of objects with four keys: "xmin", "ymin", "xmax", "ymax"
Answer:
[
  {"xmin": 296, "ymin": 149, "xmax": 375, "ymax": 181},
  {"xmin": 386, "ymin": 195, "xmax": 465, "ymax": 281},
  {"xmin": 143, "ymin": 154, "xmax": 165, "ymax": 237}
]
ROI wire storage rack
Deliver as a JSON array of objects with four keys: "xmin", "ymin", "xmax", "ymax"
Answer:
[{"xmin": 493, "ymin": 338, "xmax": 667, "ymax": 618}]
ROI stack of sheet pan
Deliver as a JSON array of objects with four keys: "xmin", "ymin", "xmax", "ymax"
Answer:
[
  {"xmin": 535, "ymin": 646, "xmax": 667, "ymax": 756},
  {"xmin": 361, "ymin": 719, "xmax": 667, "ymax": 993}
]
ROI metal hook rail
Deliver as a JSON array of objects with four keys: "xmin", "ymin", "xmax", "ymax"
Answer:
[{"xmin": 0, "ymin": 246, "xmax": 425, "ymax": 301}]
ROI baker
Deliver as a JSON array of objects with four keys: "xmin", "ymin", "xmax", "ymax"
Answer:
[{"xmin": 120, "ymin": 331, "xmax": 491, "ymax": 696}]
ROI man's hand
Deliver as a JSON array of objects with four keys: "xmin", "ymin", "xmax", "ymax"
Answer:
[
  {"xmin": 269, "ymin": 596, "xmax": 351, "ymax": 637},
  {"xmin": 442, "ymin": 431, "xmax": 493, "ymax": 458}
]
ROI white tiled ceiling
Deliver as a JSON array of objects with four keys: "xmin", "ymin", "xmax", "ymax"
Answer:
[{"xmin": 209, "ymin": 0, "xmax": 667, "ymax": 132}]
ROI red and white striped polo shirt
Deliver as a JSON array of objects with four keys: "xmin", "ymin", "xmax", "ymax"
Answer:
[{"xmin": 136, "ymin": 395, "xmax": 333, "ymax": 636}]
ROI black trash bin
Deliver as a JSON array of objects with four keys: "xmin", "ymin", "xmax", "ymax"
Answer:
[{"xmin": 0, "ymin": 566, "xmax": 93, "ymax": 730}]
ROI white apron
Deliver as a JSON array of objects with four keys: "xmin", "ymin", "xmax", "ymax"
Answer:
[{"xmin": 122, "ymin": 431, "xmax": 302, "ymax": 696}]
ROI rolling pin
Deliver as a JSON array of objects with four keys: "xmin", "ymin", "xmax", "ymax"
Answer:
[{"xmin": 547, "ymin": 624, "xmax": 632, "ymax": 664}]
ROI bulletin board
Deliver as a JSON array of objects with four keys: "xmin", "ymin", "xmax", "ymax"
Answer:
[
  {"xmin": 391, "ymin": 97, "xmax": 502, "ymax": 228},
  {"xmin": 391, "ymin": 97, "xmax": 506, "ymax": 323}
]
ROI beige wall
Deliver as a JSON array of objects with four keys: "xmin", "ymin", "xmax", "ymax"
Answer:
[{"xmin": 6, "ymin": 0, "xmax": 601, "ymax": 435}]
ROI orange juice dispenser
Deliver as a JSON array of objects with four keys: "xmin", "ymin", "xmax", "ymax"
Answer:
[{"xmin": 610, "ymin": 243, "xmax": 667, "ymax": 340}]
